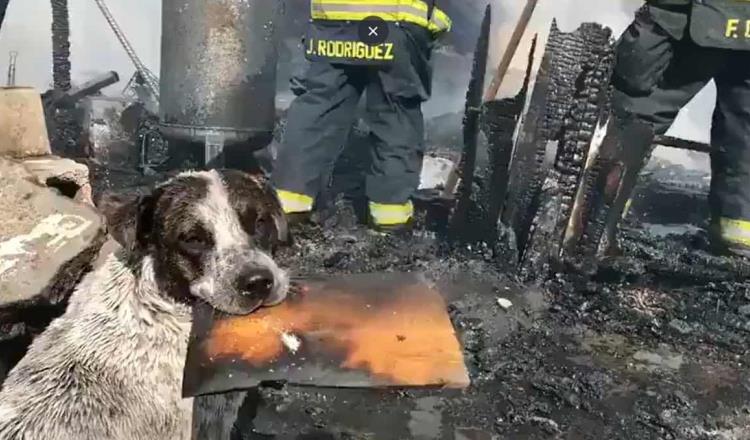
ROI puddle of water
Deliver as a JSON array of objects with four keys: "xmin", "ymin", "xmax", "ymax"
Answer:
[
  {"xmin": 575, "ymin": 331, "xmax": 685, "ymax": 374},
  {"xmin": 408, "ymin": 396, "xmax": 443, "ymax": 439},
  {"xmin": 454, "ymin": 427, "xmax": 493, "ymax": 440}
]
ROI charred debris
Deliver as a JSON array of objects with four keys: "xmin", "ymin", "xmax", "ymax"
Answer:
[{"xmin": 444, "ymin": 18, "xmax": 618, "ymax": 278}]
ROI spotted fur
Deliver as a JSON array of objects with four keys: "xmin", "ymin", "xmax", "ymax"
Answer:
[{"xmin": 0, "ymin": 170, "xmax": 290, "ymax": 440}]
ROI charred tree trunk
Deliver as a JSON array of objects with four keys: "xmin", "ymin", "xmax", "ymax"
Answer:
[
  {"xmin": 50, "ymin": 0, "xmax": 81, "ymax": 157},
  {"xmin": 51, "ymin": 0, "xmax": 71, "ymax": 91}
]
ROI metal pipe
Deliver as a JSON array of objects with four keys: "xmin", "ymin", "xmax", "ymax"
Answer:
[
  {"xmin": 6, "ymin": 51, "xmax": 17, "ymax": 86},
  {"xmin": 58, "ymin": 71, "xmax": 120, "ymax": 106}
]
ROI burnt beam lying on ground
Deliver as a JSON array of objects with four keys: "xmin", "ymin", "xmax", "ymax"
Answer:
[{"xmin": 653, "ymin": 135, "xmax": 711, "ymax": 154}]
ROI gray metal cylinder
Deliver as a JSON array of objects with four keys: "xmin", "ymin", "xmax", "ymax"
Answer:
[{"xmin": 159, "ymin": 0, "xmax": 281, "ymax": 148}]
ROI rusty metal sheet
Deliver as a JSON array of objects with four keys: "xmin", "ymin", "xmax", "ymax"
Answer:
[{"xmin": 182, "ymin": 272, "xmax": 470, "ymax": 397}]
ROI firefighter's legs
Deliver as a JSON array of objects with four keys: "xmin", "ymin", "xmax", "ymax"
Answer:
[
  {"xmin": 361, "ymin": 24, "xmax": 433, "ymax": 229},
  {"xmin": 581, "ymin": 8, "xmax": 719, "ymax": 256},
  {"xmin": 363, "ymin": 73, "xmax": 425, "ymax": 228},
  {"xmin": 272, "ymin": 61, "xmax": 365, "ymax": 215},
  {"xmin": 708, "ymin": 61, "xmax": 750, "ymax": 257}
]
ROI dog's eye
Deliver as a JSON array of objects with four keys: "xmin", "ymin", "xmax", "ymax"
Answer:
[{"xmin": 178, "ymin": 232, "xmax": 210, "ymax": 254}]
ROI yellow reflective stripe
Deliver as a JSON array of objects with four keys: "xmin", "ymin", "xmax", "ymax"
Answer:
[
  {"xmin": 622, "ymin": 198, "xmax": 633, "ymax": 219},
  {"xmin": 311, "ymin": 0, "xmax": 451, "ymax": 33},
  {"xmin": 369, "ymin": 200, "xmax": 414, "ymax": 225},
  {"xmin": 719, "ymin": 217, "xmax": 750, "ymax": 247},
  {"xmin": 276, "ymin": 190, "xmax": 314, "ymax": 214}
]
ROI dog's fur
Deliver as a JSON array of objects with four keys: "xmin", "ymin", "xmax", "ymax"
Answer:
[{"xmin": 0, "ymin": 169, "xmax": 290, "ymax": 440}]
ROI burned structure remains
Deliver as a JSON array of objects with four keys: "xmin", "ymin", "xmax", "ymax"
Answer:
[{"xmin": 447, "ymin": 19, "xmax": 618, "ymax": 278}]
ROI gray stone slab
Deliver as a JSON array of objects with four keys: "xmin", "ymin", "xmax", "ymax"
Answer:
[{"xmin": 0, "ymin": 157, "xmax": 104, "ymax": 309}]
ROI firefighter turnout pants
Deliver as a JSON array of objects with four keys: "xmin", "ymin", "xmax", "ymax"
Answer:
[
  {"xmin": 272, "ymin": 23, "xmax": 434, "ymax": 227},
  {"xmin": 612, "ymin": 5, "xmax": 750, "ymax": 252}
]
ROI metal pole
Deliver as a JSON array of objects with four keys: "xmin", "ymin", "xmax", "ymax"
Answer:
[
  {"xmin": 483, "ymin": 0, "xmax": 539, "ymax": 102},
  {"xmin": 7, "ymin": 51, "xmax": 17, "ymax": 86},
  {"xmin": 91, "ymin": 0, "xmax": 159, "ymax": 100}
]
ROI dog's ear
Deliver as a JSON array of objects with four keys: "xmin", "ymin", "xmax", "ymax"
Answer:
[{"xmin": 97, "ymin": 190, "xmax": 156, "ymax": 252}]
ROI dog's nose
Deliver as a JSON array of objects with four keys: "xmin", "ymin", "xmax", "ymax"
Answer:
[{"xmin": 237, "ymin": 268, "xmax": 275, "ymax": 299}]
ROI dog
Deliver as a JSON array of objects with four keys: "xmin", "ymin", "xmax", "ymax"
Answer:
[{"xmin": 0, "ymin": 169, "xmax": 290, "ymax": 440}]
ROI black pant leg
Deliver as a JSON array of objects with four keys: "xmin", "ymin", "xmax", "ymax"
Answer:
[
  {"xmin": 271, "ymin": 61, "xmax": 365, "ymax": 213},
  {"xmin": 709, "ymin": 51, "xmax": 750, "ymax": 248}
]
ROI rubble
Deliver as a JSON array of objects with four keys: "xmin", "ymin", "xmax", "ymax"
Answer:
[
  {"xmin": 0, "ymin": 157, "xmax": 105, "ymax": 384},
  {"xmin": 22, "ymin": 156, "xmax": 94, "ymax": 205},
  {"xmin": 497, "ymin": 298, "xmax": 513, "ymax": 310}
]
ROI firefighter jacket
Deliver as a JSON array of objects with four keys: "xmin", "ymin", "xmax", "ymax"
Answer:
[
  {"xmin": 646, "ymin": 0, "xmax": 750, "ymax": 49},
  {"xmin": 310, "ymin": 0, "xmax": 451, "ymax": 34},
  {"xmin": 304, "ymin": 0, "xmax": 451, "ymax": 65}
]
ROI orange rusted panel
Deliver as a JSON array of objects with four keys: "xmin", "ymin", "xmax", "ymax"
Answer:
[{"xmin": 183, "ymin": 272, "xmax": 470, "ymax": 397}]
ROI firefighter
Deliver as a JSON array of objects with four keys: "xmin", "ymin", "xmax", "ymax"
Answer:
[
  {"xmin": 587, "ymin": 0, "xmax": 750, "ymax": 258},
  {"xmin": 271, "ymin": 0, "xmax": 451, "ymax": 232}
]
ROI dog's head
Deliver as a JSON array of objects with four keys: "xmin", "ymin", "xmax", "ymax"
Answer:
[{"xmin": 99, "ymin": 169, "xmax": 290, "ymax": 315}]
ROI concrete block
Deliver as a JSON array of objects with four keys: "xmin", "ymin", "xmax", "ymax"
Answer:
[
  {"xmin": 0, "ymin": 87, "xmax": 52, "ymax": 158},
  {"xmin": 0, "ymin": 158, "xmax": 104, "ymax": 311}
]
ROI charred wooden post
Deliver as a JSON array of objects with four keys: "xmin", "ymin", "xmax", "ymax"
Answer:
[
  {"xmin": 450, "ymin": 5, "xmax": 491, "ymax": 239},
  {"xmin": 502, "ymin": 29, "xmax": 554, "ymax": 259},
  {"xmin": 49, "ymin": 0, "xmax": 81, "ymax": 157},
  {"xmin": 518, "ymin": 22, "xmax": 616, "ymax": 276},
  {"xmin": 478, "ymin": 35, "xmax": 537, "ymax": 242},
  {"xmin": 555, "ymin": 24, "xmax": 615, "ymax": 258}
]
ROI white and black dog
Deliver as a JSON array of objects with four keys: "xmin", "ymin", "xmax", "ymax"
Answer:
[{"xmin": 0, "ymin": 169, "xmax": 290, "ymax": 440}]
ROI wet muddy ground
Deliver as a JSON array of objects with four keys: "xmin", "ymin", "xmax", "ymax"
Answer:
[
  {"xmin": 94, "ymin": 162, "xmax": 750, "ymax": 439},
  {"xmin": 195, "ymin": 193, "xmax": 744, "ymax": 439}
]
